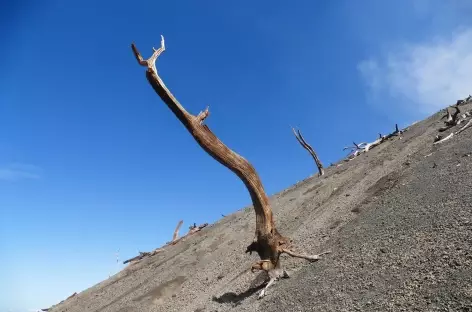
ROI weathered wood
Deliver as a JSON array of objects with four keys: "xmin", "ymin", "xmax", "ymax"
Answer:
[
  {"xmin": 343, "ymin": 124, "xmax": 403, "ymax": 160},
  {"xmin": 131, "ymin": 36, "xmax": 327, "ymax": 298},
  {"xmin": 292, "ymin": 127, "xmax": 324, "ymax": 176},
  {"xmin": 172, "ymin": 220, "xmax": 183, "ymax": 242},
  {"xmin": 123, "ymin": 222, "xmax": 208, "ymax": 264},
  {"xmin": 123, "ymin": 251, "xmax": 151, "ymax": 264}
]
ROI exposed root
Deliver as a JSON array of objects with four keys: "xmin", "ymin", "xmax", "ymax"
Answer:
[
  {"xmin": 258, "ymin": 277, "xmax": 277, "ymax": 299},
  {"xmin": 256, "ymin": 265, "xmax": 290, "ymax": 299},
  {"xmin": 282, "ymin": 249, "xmax": 331, "ymax": 262}
]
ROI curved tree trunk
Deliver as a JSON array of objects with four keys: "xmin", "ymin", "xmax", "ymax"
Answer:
[
  {"xmin": 172, "ymin": 220, "xmax": 183, "ymax": 242},
  {"xmin": 291, "ymin": 127, "xmax": 324, "ymax": 176},
  {"xmin": 131, "ymin": 36, "xmax": 328, "ymax": 298}
]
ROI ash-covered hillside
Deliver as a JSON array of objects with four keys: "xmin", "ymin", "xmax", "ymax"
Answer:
[{"xmin": 48, "ymin": 100, "xmax": 472, "ymax": 312}]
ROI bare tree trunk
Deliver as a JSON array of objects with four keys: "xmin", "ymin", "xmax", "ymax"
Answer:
[
  {"xmin": 172, "ymin": 220, "xmax": 183, "ymax": 242},
  {"xmin": 131, "ymin": 37, "xmax": 328, "ymax": 297},
  {"xmin": 291, "ymin": 127, "xmax": 324, "ymax": 176}
]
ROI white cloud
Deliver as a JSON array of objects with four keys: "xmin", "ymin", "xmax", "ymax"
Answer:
[
  {"xmin": 359, "ymin": 28, "xmax": 472, "ymax": 114},
  {"xmin": 0, "ymin": 163, "xmax": 42, "ymax": 181}
]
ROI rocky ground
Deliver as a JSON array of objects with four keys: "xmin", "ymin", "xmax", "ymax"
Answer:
[{"xmin": 48, "ymin": 102, "xmax": 472, "ymax": 312}]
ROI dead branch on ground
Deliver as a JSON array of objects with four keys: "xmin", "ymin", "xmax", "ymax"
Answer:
[
  {"xmin": 433, "ymin": 133, "xmax": 454, "ymax": 145},
  {"xmin": 455, "ymin": 118, "xmax": 472, "ymax": 135},
  {"xmin": 123, "ymin": 251, "xmax": 152, "ymax": 264},
  {"xmin": 131, "ymin": 36, "xmax": 329, "ymax": 299},
  {"xmin": 343, "ymin": 142, "xmax": 366, "ymax": 160},
  {"xmin": 123, "ymin": 221, "xmax": 208, "ymax": 264},
  {"xmin": 291, "ymin": 127, "xmax": 324, "ymax": 176},
  {"xmin": 343, "ymin": 124, "xmax": 403, "ymax": 161}
]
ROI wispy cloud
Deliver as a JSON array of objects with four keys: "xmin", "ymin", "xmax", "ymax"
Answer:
[
  {"xmin": 0, "ymin": 163, "xmax": 42, "ymax": 181},
  {"xmin": 359, "ymin": 28, "xmax": 472, "ymax": 114}
]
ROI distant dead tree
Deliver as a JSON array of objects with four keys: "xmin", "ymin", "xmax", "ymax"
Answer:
[
  {"xmin": 439, "ymin": 106, "xmax": 461, "ymax": 132},
  {"xmin": 343, "ymin": 124, "xmax": 404, "ymax": 161},
  {"xmin": 172, "ymin": 220, "xmax": 183, "ymax": 242},
  {"xmin": 123, "ymin": 221, "xmax": 208, "ymax": 265},
  {"xmin": 291, "ymin": 127, "xmax": 324, "ymax": 176},
  {"xmin": 131, "ymin": 36, "xmax": 330, "ymax": 299}
]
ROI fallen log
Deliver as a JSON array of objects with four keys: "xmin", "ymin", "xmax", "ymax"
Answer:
[
  {"xmin": 123, "ymin": 251, "xmax": 151, "ymax": 264},
  {"xmin": 123, "ymin": 222, "xmax": 209, "ymax": 264},
  {"xmin": 433, "ymin": 133, "xmax": 454, "ymax": 145},
  {"xmin": 455, "ymin": 118, "xmax": 472, "ymax": 135},
  {"xmin": 343, "ymin": 124, "xmax": 402, "ymax": 161}
]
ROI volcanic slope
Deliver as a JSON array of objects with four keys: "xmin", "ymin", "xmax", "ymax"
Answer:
[{"xmin": 48, "ymin": 102, "xmax": 472, "ymax": 312}]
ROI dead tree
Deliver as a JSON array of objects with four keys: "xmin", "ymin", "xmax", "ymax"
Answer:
[
  {"xmin": 172, "ymin": 220, "xmax": 183, "ymax": 242},
  {"xmin": 456, "ymin": 94, "xmax": 472, "ymax": 106},
  {"xmin": 439, "ymin": 106, "xmax": 461, "ymax": 132},
  {"xmin": 343, "ymin": 124, "xmax": 404, "ymax": 161},
  {"xmin": 131, "ymin": 36, "xmax": 329, "ymax": 299},
  {"xmin": 123, "ymin": 251, "xmax": 154, "ymax": 264},
  {"xmin": 291, "ymin": 127, "xmax": 324, "ymax": 176}
]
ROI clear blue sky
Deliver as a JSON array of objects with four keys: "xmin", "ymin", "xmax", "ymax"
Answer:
[{"xmin": 2, "ymin": 1, "xmax": 472, "ymax": 311}]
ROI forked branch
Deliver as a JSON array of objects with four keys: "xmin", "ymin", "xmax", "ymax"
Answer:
[{"xmin": 292, "ymin": 127, "xmax": 324, "ymax": 176}]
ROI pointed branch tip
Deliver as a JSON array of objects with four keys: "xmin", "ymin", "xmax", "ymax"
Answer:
[{"xmin": 196, "ymin": 106, "xmax": 210, "ymax": 124}]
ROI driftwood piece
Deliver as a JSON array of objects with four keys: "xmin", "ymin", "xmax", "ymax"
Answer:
[
  {"xmin": 343, "ymin": 124, "xmax": 403, "ymax": 161},
  {"xmin": 455, "ymin": 118, "xmax": 472, "ymax": 135},
  {"xmin": 433, "ymin": 133, "xmax": 454, "ymax": 145},
  {"xmin": 343, "ymin": 142, "xmax": 366, "ymax": 160},
  {"xmin": 123, "ymin": 251, "xmax": 151, "ymax": 264},
  {"xmin": 131, "ymin": 36, "xmax": 328, "ymax": 299},
  {"xmin": 291, "ymin": 127, "xmax": 324, "ymax": 176}
]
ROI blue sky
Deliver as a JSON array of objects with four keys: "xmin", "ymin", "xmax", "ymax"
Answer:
[{"xmin": 2, "ymin": 1, "xmax": 472, "ymax": 311}]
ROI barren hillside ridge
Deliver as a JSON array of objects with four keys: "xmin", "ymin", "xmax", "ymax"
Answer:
[{"xmin": 44, "ymin": 96, "xmax": 472, "ymax": 312}]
